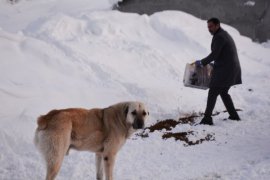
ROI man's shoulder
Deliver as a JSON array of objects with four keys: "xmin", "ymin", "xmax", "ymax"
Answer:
[
  {"xmin": 215, "ymin": 28, "xmax": 226, "ymax": 36},
  {"xmin": 218, "ymin": 29, "xmax": 231, "ymax": 38},
  {"xmin": 214, "ymin": 29, "xmax": 230, "ymax": 41}
]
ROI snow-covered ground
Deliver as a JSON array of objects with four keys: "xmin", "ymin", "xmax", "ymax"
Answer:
[{"xmin": 1, "ymin": 0, "xmax": 270, "ymax": 179}]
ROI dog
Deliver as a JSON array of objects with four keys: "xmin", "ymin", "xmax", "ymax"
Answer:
[{"xmin": 34, "ymin": 101, "xmax": 149, "ymax": 180}]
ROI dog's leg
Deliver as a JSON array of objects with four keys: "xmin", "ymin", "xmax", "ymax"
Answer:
[
  {"xmin": 103, "ymin": 153, "xmax": 116, "ymax": 180},
  {"xmin": 45, "ymin": 141, "xmax": 68, "ymax": 180},
  {"xmin": 96, "ymin": 153, "xmax": 104, "ymax": 180},
  {"xmin": 45, "ymin": 156, "xmax": 64, "ymax": 180},
  {"xmin": 43, "ymin": 131, "xmax": 71, "ymax": 180}
]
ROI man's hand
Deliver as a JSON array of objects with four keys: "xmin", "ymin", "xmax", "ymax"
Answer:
[{"xmin": 192, "ymin": 60, "xmax": 202, "ymax": 67}]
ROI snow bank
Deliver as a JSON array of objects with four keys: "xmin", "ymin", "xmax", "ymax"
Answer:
[{"xmin": 1, "ymin": 1, "xmax": 270, "ymax": 179}]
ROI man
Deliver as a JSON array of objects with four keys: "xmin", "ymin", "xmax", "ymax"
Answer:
[{"xmin": 195, "ymin": 17, "xmax": 242, "ymax": 125}]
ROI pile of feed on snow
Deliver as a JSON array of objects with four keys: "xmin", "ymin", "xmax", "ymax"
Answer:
[
  {"xmin": 136, "ymin": 110, "xmax": 242, "ymax": 146},
  {"xmin": 135, "ymin": 112, "xmax": 216, "ymax": 146},
  {"xmin": 162, "ymin": 131, "xmax": 215, "ymax": 146}
]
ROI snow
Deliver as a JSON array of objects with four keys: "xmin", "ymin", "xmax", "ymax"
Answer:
[
  {"xmin": 1, "ymin": 0, "xmax": 270, "ymax": 179},
  {"xmin": 244, "ymin": 1, "xmax": 256, "ymax": 7},
  {"xmin": 262, "ymin": 40, "xmax": 270, "ymax": 48}
]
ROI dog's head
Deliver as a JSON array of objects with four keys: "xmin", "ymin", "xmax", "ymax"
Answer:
[{"xmin": 125, "ymin": 102, "xmax": 149, "ymax": 129}]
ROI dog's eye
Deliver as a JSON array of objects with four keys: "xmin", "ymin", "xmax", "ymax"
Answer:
[
  {"xmin": 131, "ymin": 110, "xmax": 137, "ymax": 116},
  {"xmin": 142, "ymin": 111, "xmax": 147, "ymax": 116}
]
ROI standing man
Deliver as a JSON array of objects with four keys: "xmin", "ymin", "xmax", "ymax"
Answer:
[{"xmin": 195, "ymin": 17, "xmax": 242, "ymax": 125}]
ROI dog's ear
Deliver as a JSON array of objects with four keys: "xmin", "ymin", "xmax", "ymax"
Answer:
[{"xmin": 124, "ymin": 106, "xmax": 129, "ymax": 117}]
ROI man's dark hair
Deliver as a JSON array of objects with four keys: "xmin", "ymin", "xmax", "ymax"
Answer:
[{"xmin": 207, "ymin": 18, "xmax": 220, "ymax": 25}]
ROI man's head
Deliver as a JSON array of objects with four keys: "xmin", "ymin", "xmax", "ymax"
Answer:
[{"xmin": 207, "ymin": 18, "xmax": 220, "ymax": 35}]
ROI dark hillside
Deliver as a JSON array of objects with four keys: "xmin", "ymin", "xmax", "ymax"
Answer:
[{"xmin": 116, "ymin": 0, "xmax": 270, "ymax": 42}]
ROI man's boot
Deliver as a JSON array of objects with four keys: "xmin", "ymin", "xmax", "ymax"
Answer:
[
  {"xmin": 228, "ymin": 114, "xmax": 241, "ymax": 121},
  {"xmin": 199, "ymin": 116, "xmax": 213, "ymax": 125}
]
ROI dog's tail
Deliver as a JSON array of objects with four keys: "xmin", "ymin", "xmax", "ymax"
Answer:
[
  {"xmin": 34, "ymin": 109, "xmax": 61, "ymax": 156},
  {"xmin": 37, "ymin": 109, "xmax": 59, "ymax": 130},
  {"xmin": 34, "ymin": 110, "xmax": 60, "ymax": 148},
  {"xmin": 37, "ymin": 115, "xmax": 47, "ymax": 130}
]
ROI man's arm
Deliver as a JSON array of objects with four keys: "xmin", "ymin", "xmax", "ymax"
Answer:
[{"xmin": 201, "ymin": 35, "xmax": 225, "ymax": 66}]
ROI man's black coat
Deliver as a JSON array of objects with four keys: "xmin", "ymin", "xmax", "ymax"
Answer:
[{"xmin": 201, "ymin": 28, "xmax": 242, "ymax": 87}]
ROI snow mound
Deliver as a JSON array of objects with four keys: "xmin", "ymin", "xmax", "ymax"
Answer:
[{"xmin": 0, "ymin": 1, "xmax": 270, "ymax": 179}]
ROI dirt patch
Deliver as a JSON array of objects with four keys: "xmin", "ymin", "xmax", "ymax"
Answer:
[
  {"xmin": 136, "ymin": 113, "xmax": 208, "ymax": 146},
  {"xmin": 146, "ymin": 112, "xmax": 200, "ymax": 133},
  {"xmin": 147, "ymin": 119, "xmax": 180, "ymax": 132},
  {"xmin": 139, "ymin": 113, "xmax": 199, "ymax": 136},
  {"xmin": 136, "ymin": 109, "xmax": 242, "ymax": 146},
  {"xmin": 162, "ymin": 131, "xmax": 215, "ymax": 146},
  {"xmin": 212, "ymin": 109, "xmax": 242, "ymax": 117}
]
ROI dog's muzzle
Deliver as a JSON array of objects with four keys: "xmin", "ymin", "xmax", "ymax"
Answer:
[{"xmin": 132, "ymin": 118, "xmax": 144, "ymax": 129}]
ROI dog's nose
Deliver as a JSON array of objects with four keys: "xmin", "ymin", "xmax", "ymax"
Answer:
[{"xmin": 132, "ymin": 119, "xmax": 144, "ymax": 129}]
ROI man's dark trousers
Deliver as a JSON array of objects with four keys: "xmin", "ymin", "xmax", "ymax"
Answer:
[{"xmin": 204, "ymin": 86, "xmax": 238, "ymax": 117}]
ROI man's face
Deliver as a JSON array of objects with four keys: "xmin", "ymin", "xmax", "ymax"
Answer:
[{"xmin": 208, "ymin": 22, "xmax": 220, "ymax": 35}]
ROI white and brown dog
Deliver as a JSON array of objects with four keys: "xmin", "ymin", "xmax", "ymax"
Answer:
[{"xmin": 34, "ymin": 101, "xmax": 149, "ymax": 180}]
